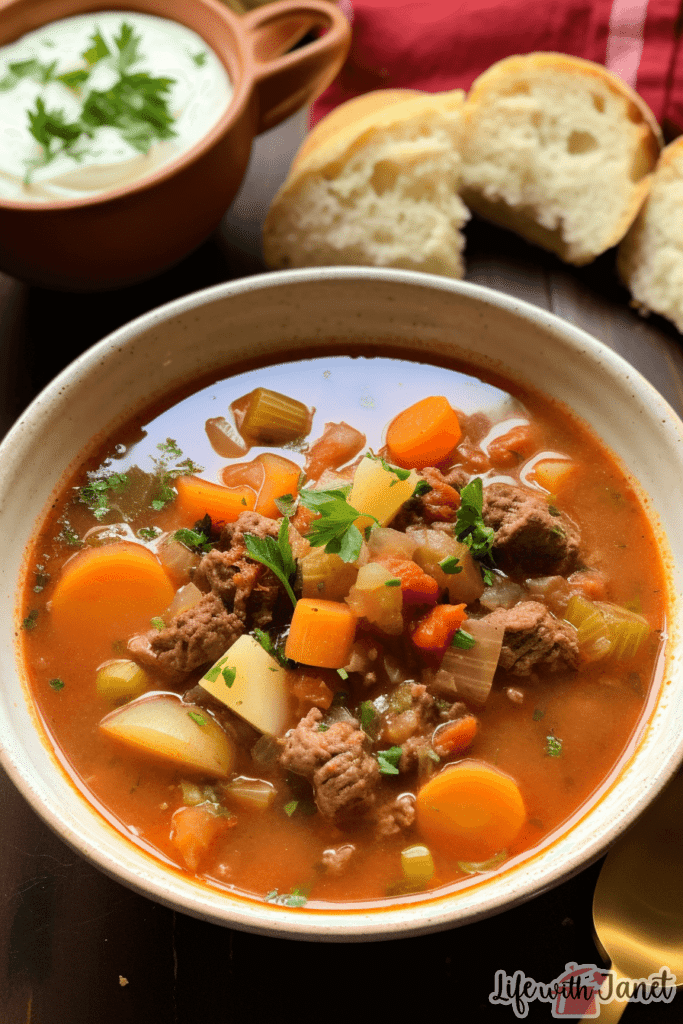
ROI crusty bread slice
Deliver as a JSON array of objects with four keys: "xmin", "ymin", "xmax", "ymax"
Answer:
[
  {"xmin": 262, "ymin": 89, "xmax": 470, "ymax": 277},
  {"xmin": 459, "ymin": 53, "xmax": 662, "ymax": 265},
  {"xmin": 618, "ymin": 137, "xmax": 683, "ymax": 333}
]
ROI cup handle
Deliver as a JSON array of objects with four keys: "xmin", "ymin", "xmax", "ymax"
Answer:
[{"xmin": 241, "ymin": 0, "xmax": 351, "ymax": 134}]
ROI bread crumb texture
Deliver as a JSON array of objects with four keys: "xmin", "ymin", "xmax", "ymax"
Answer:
[
  {"xmin": 459, "ymin": 54, "xmax": 661, "ymax": 265},
  {"xmin": 263, "ymin": 92, "xmax": 470, "ymax": 278},
  {"xmin": 618, "ymin": 137, "xmax": 683, "ymax": 333}
]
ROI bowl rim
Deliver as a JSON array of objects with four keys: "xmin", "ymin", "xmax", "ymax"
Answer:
[
  {"xmin": 3, "ymin": 265, "xmax": 682, "ymax": 941},
  {"xmin": 0, "ymin": 0, "xmax": 252, "ymax": 211}
]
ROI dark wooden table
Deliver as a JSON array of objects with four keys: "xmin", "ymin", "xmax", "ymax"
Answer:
[{"xmin": 1, "ymin": 111, "xmax": 681, "ymax": 1024}]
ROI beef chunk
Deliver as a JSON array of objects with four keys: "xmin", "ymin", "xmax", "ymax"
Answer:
[
  {"xmin": 374, "ymin": 792, "xmax": 416, "ymax": 839},
  {"xmin": 130, "ymin": 511, "xmax": 283, "ymax": 677},
  {"xmin": 482, "ymin": 601, "xmax": 579, "ymax": 675},
  {"xmin": 391, "ymin": 467, "xmax": 461, "ymax": 530},
  {"xmin": 279, "ymin": 708, "xmax": 380, "ymax": 820},
  {"xmin": 135, "ymin": 593, "xmax": 244, "ymax": 675},
  {"xmin": 482, "ymin": 483, "xmax": 580, "ymax": 577},
  {"xmin": 321, "ymin": 844, "xmax": 356, "ymax": 875}
]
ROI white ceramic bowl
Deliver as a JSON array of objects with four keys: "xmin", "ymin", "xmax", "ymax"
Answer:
[{"xmin": 2, "ymin": 267, "xmax": 682, "ymax": 940}]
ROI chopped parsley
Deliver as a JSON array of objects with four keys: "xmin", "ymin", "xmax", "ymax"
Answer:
[
  {"xmin": 187, "ymin": 711, "xmax": 207, "ymax": 727},
  {"xmin": 337, "ymin": 668, "xmax": 349, "ymax": 681},
  {"xmin": 79, "ymin": 472, "xmax": 129, "ymax": 520},
  {"xmin": 150, "ymin": 617, "xmax": 166, "ymax": 631},
  {"xmin": 412, "ymin": 479, "xmax": 433, "ymax": 498},
  {"xmin": 191, "ymin": 50, "xmax": 208, "ymax": 67},
  {"xmin": 48, "ymin": 677, "xmax": 65, "ymax": 691},
  {"xmin": 451, "ymin": 628, "xmax": 476, "ymax": 650},
  {"xmin": 384, "ymin": 577, "xmax": 401, "ymax": 587},
  {"xmin": 265, "ymin": 886, "xmax": 309, "ymax": 908},
  {"xmin": 364, "ymin": 450, "xmax": 410, "ymax": 484},
  {"xmin": 532, "ymin": 708, "xmax": 545, "ymax": 722},
  {"xmin": 33, "ymin": 566, "xmax": 50, "ymax": 593},
  {"xmin": 284, "ymin": 800, "xmax": 298, "ymax": 817},
  {"xmin": 298, "ymin": 486, "xmax": 376, "ymax": 563},
  {"xmin": 359, "ymin": 700, "xmax": 379, "ymax": 739},
  {"xmin": 21, "ymin": 23, "xmax": 178, "ymax": 180},
  {"xmin": 172, "ymin": 526, "xmax": 212, "ymax": 553},
  {"xmin": 22, "ymin": 610, "xmax": 39, "ymax": 631},
  {"xmin": 376, "ymin": 745, "xmax": 403, "ymax": 775},
  {"xmin": 222, "ymin": 665, "xmax": 236, "ymax": 688},
  {"xmin": 150, "ymin": 439, "xmax": 203, "ymax": 511},
  {"xmin": 454, "ymin": 477, "xmax": 496, "ymax": 584},
  {"xmin": 244, "ymin": 517, "xmax": 297, "ymax": 608},
  {"xmin": 439, "ymin": 555, "xmax": 462, "ymax": 575},
  {"xmin": 138, "ymin": 526, "xmax": 160, "ymax": 541},
  {"xmin": 252, "ymin": 628, "xmax": 291, "ymax": 668},
  {"xmin": 545, "ymin": 734, "xmax": 563, "ymax": 758}
]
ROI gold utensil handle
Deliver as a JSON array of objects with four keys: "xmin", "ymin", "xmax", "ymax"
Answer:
[{"xmin": 581, "ymin": 967, "xmax": 631, "ymax": 1023}]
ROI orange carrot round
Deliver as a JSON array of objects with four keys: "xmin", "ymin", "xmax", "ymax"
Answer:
[
  {"xmin": 416, "ymin": 759, "xmax": 526, "ymax": 861},
  {"xmin": 50, "ymin": 542, "xmax": 175, "ymax": 669},
  {"xmin": 170, "ymin": 804, "xmax": 236, "ymax": 872},
  {"xmin": 386, "ymin": 396, "xmax": 462, "ymax": 469},
  {"xmin": 222, "ymin": 453, "xmax": 300, "ymax": 519},
  {"xmin": 411, "ymin": 603, "xmax": 467, "ymax": 653},
  {"xmin": 285, "ymin": 598, "xmax": 357, "ymax": 669},
  {"xmin": 174, "ymin": 475, "xmax": 255, "ymax": 526},
  {"xmin": 432, "ymin": 714, "xmax": 479, "ymax": 757}
]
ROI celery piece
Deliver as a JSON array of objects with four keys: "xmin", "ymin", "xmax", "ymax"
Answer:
[
  {"xmin": 458, "ymin": 849, "xmax": 508, "ymax": 875},
  {"xmin": 239, "ymin": 388, "xmax": 311, "ymax": 445},
  {"xmin": 96, "ymin": 659, "xmax": 149, "ymax": 702},
  {"xmin": 401, "ymin": 844, "xmax": 435, "ymax": 883}
]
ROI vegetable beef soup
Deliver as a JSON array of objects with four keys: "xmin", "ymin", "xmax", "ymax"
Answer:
[{"xmin": 19, "ymin": 354, "xmax": 667, "ymax": 909}]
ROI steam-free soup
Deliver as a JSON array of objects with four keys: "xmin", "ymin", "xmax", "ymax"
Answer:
[{"xmin": 19, "ymin": 354, "xmax": 667, "ymax": 908}]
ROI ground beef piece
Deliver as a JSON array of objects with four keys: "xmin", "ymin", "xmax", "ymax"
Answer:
[
  {"xmin": 216, "ymin": 510, "xmax": 279, "ymax": 553},
  {"xmin": 279, "ymin": 708, "xmax": 380, "ymax": 820},
  {"xmin": 193, "ymin": 549, "xmax": 280, "ymax": 628},
  {"xmin": 482, "ymin": 601, "xmax": 579, "ymax": 675},
  {"xmin": 391, "ymin": 467, "xmax": 461, "ymax": 530},
  {"xmin": 374, "ymin": 792, "xmax": 416, "ymax": 838},
  {"xmin": 385, "ymin": 683, "xmax": 440, "ymax": 773},
  {"xmin": 321, "ymin": 844, "xmax": 356, "ymax": 875},
  {"xmin": 443, "ymin": 466, "xmax": 469, "ymax": 491},
  {"xmin": 143, "ymin": 593, "xmax": 244, "ymax": 675},
  {"xmin": 482, "ymin": 482, "xmax": 580, "ymax": 577}
]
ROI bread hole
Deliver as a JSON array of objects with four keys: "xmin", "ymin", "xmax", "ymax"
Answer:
[
  {"xmin": 591, "ymin": 92, "xmax": 605, "ymax": 113},
  {"xmin": 370, "ymin": 160, "xmax": 400, "ymax": 195},
  {"xmin": 372, "ymin": 228, "xmax": 394, "ymax": 243},
  {"xmin": 508, "ymin": 81, "xmax": 530, "ymax": 95},
  {"xmin": 567, "ymin": 130, "xmax": 598, "ymax": 155},
  {"xmin": 627, "ymin": 100, "xmax": 643, "ymax": 124}
]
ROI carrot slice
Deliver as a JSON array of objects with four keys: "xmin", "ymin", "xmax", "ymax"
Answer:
[
  {"xmin": 50, "ymin": 542, "xmax": 175, "ymax": 670},
  {"xmin": 173, "ymin": 475, "xmax": 255, "ymax": 526},
  {"xmin": 411, "ymin": 603, "xmax": 467, "ymax": 653},
  {"xmin": 285, "ymin": 598, "xmax": 357, "ymax": 669},
  {"xmin": 305, "ymin": 421, "xmax": 366, "ymax": 481},
  {"xmin": 432, "ymin": 714, "xmax": 479, "ymax": 757},
  {"xmin": 221, "ymin": 453, "xmax": 300, "ymax": 519},
  {"xmin": 416, "ymin": 759, "xmax": 526, "ymax": 861},
  {"xmin": 170, "ymin": 804, "xmax": 236, "ymax": 872},
  {"xmin": 377, "ymin": 557, "xmax": 439, "ymax": 605},
  {"xmin": 386, "ymin": 396, "xmax": 462, "ymax": 469}
]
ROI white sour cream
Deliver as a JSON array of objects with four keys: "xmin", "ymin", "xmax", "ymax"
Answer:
[{"xmin": 0, "ymin": 11, "xmax": 233, "ymax": 202}]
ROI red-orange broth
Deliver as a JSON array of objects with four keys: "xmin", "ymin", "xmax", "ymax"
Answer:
[{"xmin": 19, "ymin": 353, "xmax": 667, "ymax": 909}]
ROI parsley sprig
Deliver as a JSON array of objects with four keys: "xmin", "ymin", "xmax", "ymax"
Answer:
[
  {"xmin": 298, "ymin": 486, "xmax": 377, "ymax": 563},
  {"xmin": 454, "ymin": 477, "xmax": 496, "ymax": 585},
  {"xmin": 244, "ymin": 518, "xmax": 297, "ymax": 608},
  {"xmin": 19, "ymin": 22, "xmax": 178, "ymax": 180},
  {"xmin": 79, "ymin": 472, "xmax": 129, "ymax": 520}
]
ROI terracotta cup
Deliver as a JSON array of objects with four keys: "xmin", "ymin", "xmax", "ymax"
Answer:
[{"xmin": 0, "ymin": 0, "xmax": 351, "ymax": 289}]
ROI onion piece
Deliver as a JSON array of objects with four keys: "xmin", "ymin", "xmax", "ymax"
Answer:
[
  {"xmin": 401, "ymin": 844, "xmax": 435, "ymax": 883},
  {"xmin": 365, "ymin": 527, "xmax": 418, "ymax": 562},
  {"xmin": 157, "ymin": 537, "xmax": 200, "ymax": 583},
  {"xmin": 165, "ymin": 582, "xmax": 203, "ymax": 620},
  {"xmin": 479, "ymin": 573, "xmax": 525, "ymax": 611},
  {"xmin": 428, "ymin": 617, "xmax": 504, "ymax": 705},
  {"xmin": 223, "ymin": 776, "xmax": 276, "ymax": 811}
]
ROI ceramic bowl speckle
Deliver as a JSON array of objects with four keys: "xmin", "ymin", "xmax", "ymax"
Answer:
[
  {"xmin": 2, "ymin": 267, "xmax": 682, "ymax": 939},
  {"xmin": 0, "ymin": 0, "xmax": 350, "ymax": 290}
]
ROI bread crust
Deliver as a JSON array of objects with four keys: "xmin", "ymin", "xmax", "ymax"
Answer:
[{"xmin": 460, "ymin": 52, "xmax": 662, "ymax": 265}]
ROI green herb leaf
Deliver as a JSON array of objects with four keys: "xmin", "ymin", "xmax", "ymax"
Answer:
[
  {"xmin": 113, "ymin": 22, "xmax": 144, "ymax": 75},
  {"xmin": 359, "ymin": 700, "xmax": 379, "ymax": 738},
  {"xmin": 412, "ymin": 480, "xmax": 433, "ymax": 498},
  {"xmin": 439, "ymin": 555, "xmax": 462, "ymax": 575},
  {"xmin": 49, "ymin": 677, "xmax": 65, "ymax": 691},
  {"xmin": 172, "ymin": 527, "xmax": 212, "ymax": 553},
  {"xmin": 454, "ymin": 477, "xmax": 495, "ymax": 575},
  {"xmin": 192, "ymin": 51, "xmax": 208, "ymax": 67},
  {"xmin": 532, "ymin": 708, "xmax": 545, "ymax": 722},
  {"xmin": 384, "ymin": 577, "xmax": 401, "ymax": 587},
  {"xmin": 82, "ymin": 29, "xmax": 111, "ymax": 66},
  {"xmin": 222, "ymin": 665, "xmax": 236, "ymax": 688},
  {"xmin": 150, "ymin": 617, "xmax": 166, "ymax": 631},
  {"xmin": 365, "ymin": 450, "xmax": 410, "ymax": 484},
  {"xmin": 284, "ymin": 800, "xmax": 298, "ymax": 817},
  {"xmin": 337, "ymin": 668, "xmax": 348, "ymax": 680},
  {"xmin": 376, "ymin": 745, "xmax": 403, "ymax": 775},
  {"xmin": 275, "ymin": 493, "xmax": 298, "ymax": 518},
  {"xmin": 188, "ymin": 711, "xmax": 207, "ymax": 727},
  {"xmin": 22, "ymin": 610, "xmax": 39, "ymax": 631},
  {"xmin": 451, "ymin": 628, "xmax": 476, "ymax": 650},
  {"xmin": 57, "ymin": 68, "xmax": 91, "ymax": 90},
  {"xmin": 138, "ymin": 526, "xmax": 160, "ymax": 541},
  {"xmin": 545, "ymin": 734, "xmax": 563, "ymax": 757},
  {"xmin": 299, "ymin": 487, "xmax": 375, "ymax": 563},
  {"xmin": 79, "ymin": 472, "xmax": 129, "ymax": 520},
  {"xmin": 244, "ymin": 517, "xmax": 297, "ymax": 608}
]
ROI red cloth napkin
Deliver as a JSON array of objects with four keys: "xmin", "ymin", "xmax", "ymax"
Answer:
[{"xmin": 312, "ymin": 0, "xmax": 683, "ymax": 139}]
